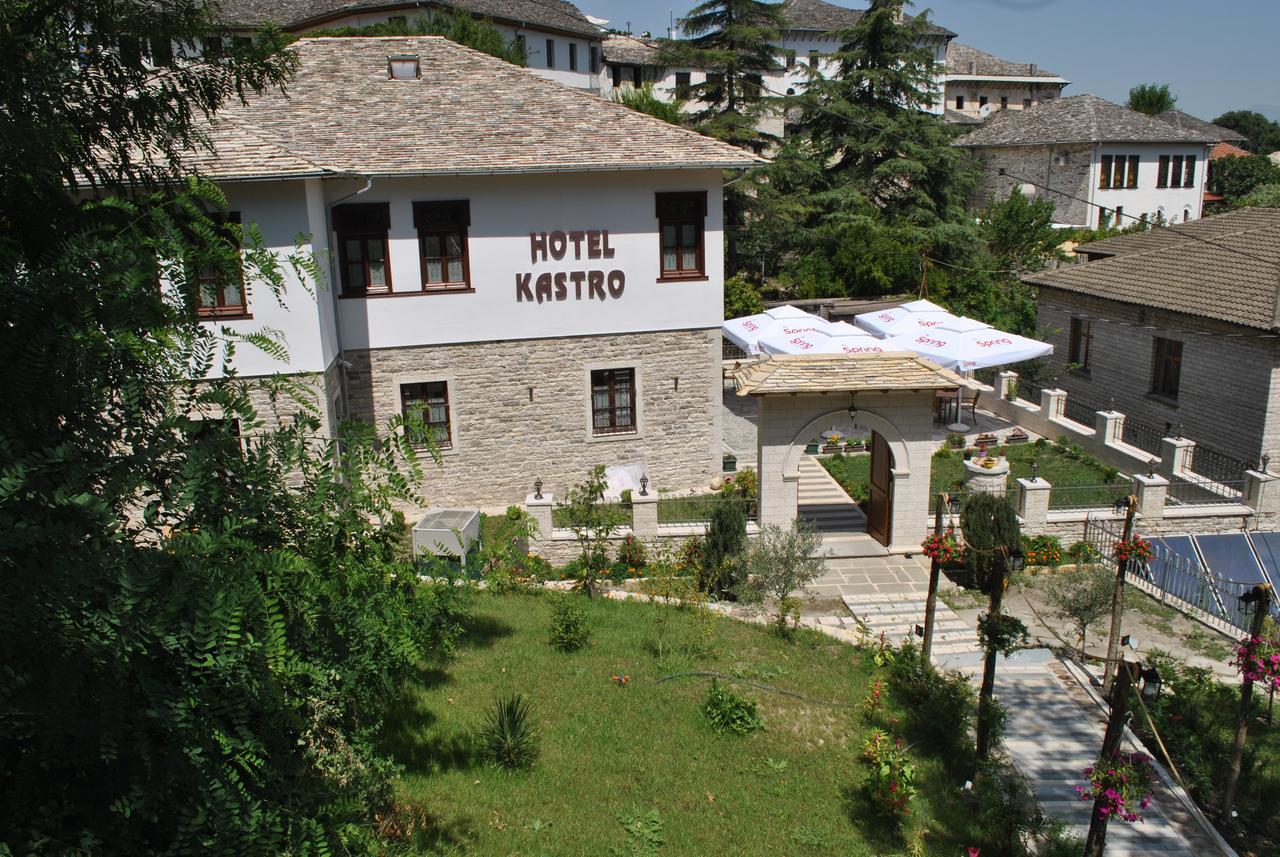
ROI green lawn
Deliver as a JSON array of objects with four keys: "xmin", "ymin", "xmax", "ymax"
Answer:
[
  {"xmin": 819, "ymin": 442, "xmax": 1128, "ymax": 511},
  {"xmin": 381, "ymin": 592, "xmax": 997, "ymax": 855}
]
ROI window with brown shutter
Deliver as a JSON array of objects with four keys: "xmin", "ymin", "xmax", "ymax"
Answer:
[
  {"xmin": 1183, "ymin": 154, "xmax": 1196, "ymax": 188},
  {"xmin": 655, "ymin": 191, "xmax": 706, "ymax": 279},
  {"xmin": 1111, "ymin": 157, "xmax": 1126, "ymax": 189},
  {"xmin": 1150, "ymin": 337, "xmax": 1182, "ymax": 400},
  {"xmin": 401, "ymin": 381, "xmax": 451, "ymax": 448},
  {"xmin": 413, "ymin": 201, "xmax": 470, "ymax": 291},
  {"xmin": 590, "ymin": 368, "xmax": 636, "ymax": 435},
  {"xmin": 1171, "ymin": 155, "xmax": 1183, "ymax": 191},
  {"xmin": 192, "ymin": 211, "xmax": 248, "ymax": 319},
  {"xmin": 545, "ymin": 39, "xmax": 555, "ymax": 68},
  {"xmin": 1126, "ymin": 155, "xmax": 1139, "ymax": 188},
  {"xmin": 569, "ymin": 43, "xmax": 577, "ymax": 71},
  {"xmin": 335, "ymin": 203, "xmax": 391, "ymax": 296},
  {"xmin": 1099, "ymin": 156, "xmax": 1113, "ymax": 189},
  {"xmin": 1156, "ymin": 155, "xmax": 1169, "ymax": 188},
  {"xmin": 1068, "ymin": 318, "xmax": 1092, "ymax": 374}
]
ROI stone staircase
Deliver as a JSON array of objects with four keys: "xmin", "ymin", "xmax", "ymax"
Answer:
[
  {"xmin": 797, "ymin": 456, "xmax": 885, "ymax": 557},
  {"xmin": 840, "ymin": 592, "xmax": 981, "ymax": 668}
]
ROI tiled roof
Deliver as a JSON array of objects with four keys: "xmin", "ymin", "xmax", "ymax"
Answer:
[
  {"xmin": 217, "ymin": 0, "xmax": 601, "ymax": 38},
  {"xmin": 602, "ymin": 34, "xmax": 664, "ymax": 66},
  {"xmin": 734, "ymin": 353, "xmax": 962, "ymax": 395},
  {"xmin": 953, "ymin": 94, "xmax": 1216, "ymax": 148},
  {"xmin": 1025, "ymin": 210, "xmax": 1280, "ymax": 330},
  {"xmin": 1156, "ymin": 109, "xmax": 1248, "ymax": 145},
  {"xmin": 781, "ymin": 0, "xmax": 955, "ymax": 38},
  {"xmin": 945, "ymin": 43, "xmax": 1063, "ymax": 80},
  {"xmin": 943, "ymin": 107, "xmax": 983, "ymax": 126},
  {"xmin": 186, "ymin": 37, "xmax": 763, "ymax": 181},
  {"xmin": 1212, "ymin": 141, "xmax": 1252, "ymax": 159},
  {"xmin": 1071, "ymin": 208, "xmax": 1280, "ymax": 258}
]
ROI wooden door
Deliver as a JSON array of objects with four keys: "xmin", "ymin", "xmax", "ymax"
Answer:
[{"xmin": 867, "ymin": 431, "xmax": 893, "ymax": 547}]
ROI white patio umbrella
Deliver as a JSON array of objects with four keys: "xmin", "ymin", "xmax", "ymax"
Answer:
[
  {"xmin": 756, "ymin": 326, "xmax": 883, "ymax": 356},
  {"xmin": 722, "ymin": 308, "xmax": 831, "ymax": 355},
  {"xmin": 901, "ymin": 318, "xmax": 1052, "ymax": 431},
  {"xmin": 853, "ymin": 299, "xmax": 955, "ymax": 337}
]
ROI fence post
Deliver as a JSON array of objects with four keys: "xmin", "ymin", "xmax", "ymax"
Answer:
[
  {"xmin": 1133, "ymin": 473, "xmax": 1168, "ymax": 520},
  {"xmin": 631, "ymin": 491, "xmax": 659, "ymax": 538},
  {"xmin": 1245, "ymin": 469, "xmax": 1280, "ymax": 522},
  {"xmin": 1041, "ymin": 388, "xmax": 1066, "ymax": 421},
  {"xmin": 526, "ymin": 492, "xmax": 554, "ymax": 542},
  {"xmin": 1017, "ymin": 476, "xmax": 1052, "ymax": 528},
  {"xmin": 1159, "ymin": 437, "xmax": 1195, "ymax": 479},
  {"xmin": 1096, "ymin": 410, "xmax": 1125, "ymax": 446},
  {"xmin": 997, "ymin": 370, "xmax": 1018, "ymax": 400}
]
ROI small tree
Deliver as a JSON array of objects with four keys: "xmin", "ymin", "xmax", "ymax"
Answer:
[
  {"xmin": 745, "ymin": 521, "xmax": 825, "ymax": 631},
  {"xmin": 701, "ymin": 499, "xmax": 748, "ymax": 597},
  {"xmin": 1046, "ymin": 564, "xmax": 1115, "ymax": 659},
  {"xmin": 1126, "ymin": 82, "xmax": 1176, "ymax": 115},
  {"xmin": 960, "ymin": 493, "xmax": 1020, "ymax": 593},
  {"xmin": 560, "ymin": 465, "xmax": 614, "ymax": 594}
]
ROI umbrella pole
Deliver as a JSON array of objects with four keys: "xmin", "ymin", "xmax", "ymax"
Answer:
[{"xmin": 947, "ymin": 374, "xmax": 970, "ymax": 433}]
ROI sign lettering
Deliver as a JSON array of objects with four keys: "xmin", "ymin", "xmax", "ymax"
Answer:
[{"xmin": 519, "ymin": 228, "xmax": 624, "ymax": 303}]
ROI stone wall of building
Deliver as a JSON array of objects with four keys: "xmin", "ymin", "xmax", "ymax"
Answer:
[
  {"xmin": 1036, "ymin": 288, "xmax": 1280, "ymax": 466},
  {"xmin": 967, "ymin": 142, "xmax": 1094, "ymax": 226},
  {"xmin": 945, "ymin": 82, "xmax": 1066, "ymax": 118},
  {"xmin": 344, "ymin": 328, "xmax": 722, "ymax": 507}
]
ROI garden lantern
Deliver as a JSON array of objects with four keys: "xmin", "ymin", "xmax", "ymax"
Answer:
[
  {"xmin": 1008, "ymin": 545, "xmax": 1025, "ymax": 573},
  {"xmin": 1030, "ymin": 461, "xmax": 1038, "ymax": 482},
  {"xmin": 1139, "ymin": 665, "xmax": 1162, "ymax": 701},
  {"xmin": 1240, "ymin": 584, "xmax": 1270, "ymax": 615},
  {"xmin": 1113, "ymin": 495, "xmax": 1133, "ymax": 516},
  {"xmin": 847, "ymin": 395, "xmax": 858, "ymax": 421},
  {"xmin": 639, "ymin": 475, "xmax": 648, "ymax": 496},
  {"xmin": 948, "ymin": 495, "xmax": 962, "ymax": 516},
  {"xmin": 1147, "ymin": 459, "xmax": 1155, "ymax": 478},
  {"xmin": 533, "ymin": 478, "xmax": 543, "ymax": 500},
  {"xmin": 1263, "ymin": 454, "xmax": 1271, "ymax": 473}
]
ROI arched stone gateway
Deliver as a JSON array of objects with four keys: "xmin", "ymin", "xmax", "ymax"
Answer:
[{"xmin": 734, "ymin": 353, "xmax": 963, "ymax": 555}]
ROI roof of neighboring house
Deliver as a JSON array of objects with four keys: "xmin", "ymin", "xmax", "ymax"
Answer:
[
  {"xmin": 1156, "ymin": 109, "xmax": 1249, "ymax": 144},
  {"xmin": 953, "ymin": 94, "xmax": 1217, "ymax": 148},
  {"xmin": 944, "ymin": 43, "xmax": 1065, "ymax": 81},
  {"xmin": 943, "ymin": 107, "xmax": 984, "ymax": 126},
  {"xmin": 1071, "ymin": 207, "xmax": 1280, "ymax": 258},
  {"xmin": 1025, "ymin": 208, "xmax": 1280, "ymax": 331},
  {"xmin": 734, "ymin": 353, "xmax": 962, "ymax": 395},
  {"xmin": 602, "ymin": 34, "xmax": 665, "ymax": 66},
  {"xmin": 1211, "ymin": 141, "xmax": 1252, "ymax": 160},
  {"xmin": 217, "ymin": 0, "xmax": 601, "ymax": 38},
  {"xmin": 780, "ymin": 0, "xmax": 955, "ymax": 38},
  {"xmin": 182, "ymin": 37, "xmax": 763, "ymax": 181}
]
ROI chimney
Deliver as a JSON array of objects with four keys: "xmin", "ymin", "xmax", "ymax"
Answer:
[
  {"xmin": 1028, "ymin": 63, "xmax": 1036, "ymax": 75},
  {"xmin": 968, "ymin": 60, "xmax": 976, "ymax": 74}
]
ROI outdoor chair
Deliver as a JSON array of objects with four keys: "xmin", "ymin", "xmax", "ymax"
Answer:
[{"xmin": 959, "ymin": 389, "xmax": 979, "ymax": 422}]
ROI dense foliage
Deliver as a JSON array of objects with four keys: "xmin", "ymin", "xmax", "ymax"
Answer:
[
  {"xmin": 1208, "ymin": 153, "xmax": 1280, "ymax": 204},
  {"xmin": 0, "ymin": 2, "xmax": 463, "ymax": 852},
  {"xmin": 614, "ymin": 83, "xmax": 688, "ymax": 125},
  {"xmin": 1125, "ymin": 82, "xmax": 1176, "ymax": 115},
  {"xmin": 1213, "ymin": 109, "xmax": 1280, "ymax": 153}
]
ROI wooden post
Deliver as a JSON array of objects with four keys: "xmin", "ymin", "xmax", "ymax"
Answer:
[
  {"xmin": 1221, "ymin": 584, "xmax": 1272, "ymax": 821},
  {"xmin": 921, "ymin": 493, "xmax": 946, "ymax": 665},
  {"xmin": 975, "ymin": 552, "xmax": 1006, "ymax": 765},
  {"xmin": 1102, "ymin": 497, "xmax": 1139, "ymax": 695},
  {"xmin": 1084, "ymin": 661, "xmax": 1136, "ymax": 857}
]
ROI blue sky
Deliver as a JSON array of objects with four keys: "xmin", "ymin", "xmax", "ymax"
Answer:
[{"xmin": 581, "ymin": 0, "xmax": 1280, "ymax": 122}]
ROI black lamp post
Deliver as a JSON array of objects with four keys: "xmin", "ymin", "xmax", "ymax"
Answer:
[
  {"xmin": 1113, "ymin": 495, "xmax": 1133, "ymax": 516},
  {"xmin": 1030, "ymin": 461, "xmax": 1039, "ymax": 482},
  {"xmin": 1009, "ymin": 545, "xmax": 1025, "ymax": 573},
  {"xmin": 639, "ymin": 475, "xmax": 649, "ymax": 496},
  {"xmin": 533, "ymin": 478, "xmax": 543, "ymax": 500},
  {"xmin": 948, "ymin": 495, "xmax": 962, "ymax": 516},
  {"xmin": 1140, "ymin": 665, "xmax": 1162, "ymax": 701},
  {"xmin": 848, "ymin": 395, "xmax": 858, "ymax": 422}
]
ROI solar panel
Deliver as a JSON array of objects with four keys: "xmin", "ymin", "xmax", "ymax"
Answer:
[
  {"xmin": 1194, "ymin": 533, "xmax": 1267, "ymax": 584},
  {"xmin": 1153, "ymin": 535, "xmax": 1200, "ymax": 568},
  {"xmin": 1248, "ymin": 531, "xmax": 1280, "ymax": 588}
]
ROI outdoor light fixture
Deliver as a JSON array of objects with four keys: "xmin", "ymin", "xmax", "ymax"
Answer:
[
  {"xmin": 1008, "ymin": 546, "xmax": 1025, "ymax": 573},
  {"xmin": 1140, "ymin": 665, "xmax": 1163, "ymax": 701},
  {"xmin": 1030, "ymin": 461, "xmax": 1039, "ymax": 482},
  {"xmin": 1263, "ymin": 454, "xmax": 1271, "ymax": 473},
  {"xmin": 639, "ymin": 475, "xmax": 649, "ymax": 496},
  {"xmin": 1175, "ymin": 422, "xmax": 1184, "ymax": 440},
  {"xmin": 848, "ymin": 395, "xmax": 858, "ymax": 421},
  {"xmin": 914, "ymin": 624, "xmax": 925, "ymax": 638},
  {"xmin": 1113, "ymin": 496, "xmax": 1133, "ymax": 516},
  {"xmin": 948, "ymin": 495, "xmax": 962, "ymax": 516},
  {"xmin": 1240, "ymin": 584, "xmax": 1270, "ymax": 615},
  {"xmin": 533, "ymin": 478, "xmax": 543, "ymax": 500},
  {"xmin": 1148, "ymin": 458, "xmax": 1156, "ymax": 478}
]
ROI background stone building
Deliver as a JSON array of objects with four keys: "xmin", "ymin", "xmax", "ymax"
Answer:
[{"xmin": 942, "ymin": 42, "xmax": 1068, "ymax": 122}]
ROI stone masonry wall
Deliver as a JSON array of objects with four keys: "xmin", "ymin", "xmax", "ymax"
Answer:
[
  {"xmin": 967, "ymin": 143, "xmax": 1094, "ymax": 226},
  {"xmin": 344, "ymin": 328, "xmax": 722, "ymax": 507},
  {"xmin": 1036, "ymin": 288, "xmax": 1280, "ymax": 466}
]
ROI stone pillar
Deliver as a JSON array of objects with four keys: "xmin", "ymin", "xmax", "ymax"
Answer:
[
  {"xmin": 1096, "ymin": 411, "xmax": 1125, "ymax": 446},
  {"xmin": 997, "ymin": 370, "xmax": 1018, "ymax": 400},
  {"xmin": 631, "ymin": 491, "xmax": 658, "ymax": 538},
  {"xmin": 1017, "ymin": 477, "xmax": 1051, "ymax": 527},
  {"xmin": 1133, "ymin": 473, "xmax": 1168, "ymax": 520},
  {"xmin": 1041, "ymin": 388, "xmax": 1066, "ymax": 420},
  {"xmin": 1245, "ymin": 470, "xmax": 1280, "ymax": 517},
  {"xmin": 526, "ymin": 493, "xmax": 554, "ymax": 541},
  {"xmin": 964, "ymin": 456, "xmax": 1009, "ymax": 495},
  {"xmin": 1159, "ymin": 437, "xmax": 1195, "ymax": 479}
]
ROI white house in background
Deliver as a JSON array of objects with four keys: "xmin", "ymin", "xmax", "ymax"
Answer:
[
  {"xmin": 179, "ymin": 36, "xmax": 761, "ymax": 506},
  {"xmin": 954, "ymin": 94, "xmax": 1214, "ymax": 228},
  {"xmin": 942, "ymin": 42, "xmax": 1069, "ymax": 123},
  {"xmin": 213, "ymin": 0, "xmax": 606, "ymax": 90}
]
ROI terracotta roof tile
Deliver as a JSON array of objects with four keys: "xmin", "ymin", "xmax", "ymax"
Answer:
[
  {"xmin": 188, "ymin": 36, "xmax": 763, "ymax": 180},
  {"xmin": 735, "ymin": 353, "xmax": 963, "ymax": 395}
]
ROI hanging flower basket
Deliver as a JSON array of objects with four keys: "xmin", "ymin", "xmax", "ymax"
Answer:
[
  {"xmin": 1077, "ymin": 752, "xmax": 1155, "ymax": 823},
  {"xmin": 921, "ymin": 529, "xmax": 963, "ymax": 564},
  {"xmin": 1232, "ymin": 635, "xmax": 1280, "ymax": 689},
  {"xmin": 1113, "ymin": 537, "xmax": 1153, "ymax": 564}
]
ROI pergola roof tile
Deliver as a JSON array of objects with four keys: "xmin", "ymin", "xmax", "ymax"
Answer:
[{"xmin": 734, "ymin": 353, "xmax": 962, "ymax": 396}]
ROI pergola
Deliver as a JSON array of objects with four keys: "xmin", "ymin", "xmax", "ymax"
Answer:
[{"xmin": 734, "ymin": 353, "xmax": 963, "ymax": 553}]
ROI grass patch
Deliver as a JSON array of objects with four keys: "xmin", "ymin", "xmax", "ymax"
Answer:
[{"xmin": 383, "ymin": 593, "xmax": 1000, "ymax": 854}]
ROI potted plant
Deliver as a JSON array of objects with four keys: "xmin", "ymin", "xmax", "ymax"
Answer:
[
  {"xmin": 722, "ymin": 452, "xmax": 737, "ymax": 472},
  {"xmin": 805, "ymin": 438, "xmax": 820, "ymax": 455},
  {"xmin": 822, "ymin": 434, "xmax": 843, "ymax": 454},
  {"xmin": 963, "ymin": 447, "xmax": 975, "ymax": 461},
  {"xmin": 1005, "ymin": 381, "xmax": 1019, "ymax": 401},
  {"xmin": 1007, "ymin": 427, "xmax": 1029, "ymax": 445},
  {"xmin": 946, "ymin": 432, "xmax": 965, "ymax": 449}
]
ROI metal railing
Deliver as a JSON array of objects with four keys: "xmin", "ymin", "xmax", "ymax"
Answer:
[
  {"xmin": 1017, "ymin": 377, "xmax": 1044, "ymax": 405},
  {"xmin": 1166, "ymin": 474, "xmax": 1246, "ymax": 506},
  {"xmin": 1047, "ymin": 482, "xmax": 1132, "ymax": 511},
  {"xmin": 1121, "ymin": 417, "xmax": 1165, "ymax": 456},
  {"xmin": 1186, "ymin": 444, "xmax": 1252, "ymax": 486},
  {"xmin": 657, "ymin": 494, "xmax": 756, "ymax": 525},
  {"xmin": 722, "ymin": 338, "xmax": 748, "ymax": 361},
  {"xmin": 1060, "ymin": 394, "xmax": 1101, "ymax": 429},
  {"xmin": 552, "ymin": 501, "xmax": 634, "ymax": 531}
]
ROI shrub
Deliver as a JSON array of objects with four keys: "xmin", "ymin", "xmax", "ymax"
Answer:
[
  {"xmin": 701, "ymin": 501, "xmax": 747, "ymax": 597},
  {"xmin": 861, "ymin": 729, "xmax": 917, "ymax": 826},
  {"xmin": 547, "ymin": 592, "xmax": 590, "ymax": 652},
  {"xmin": 481, "ymin": 694, "xmax": 538, "ymax": 770},
  {"xmin": 960, "ymin": 493, "xmax": 1021, "ymax": 591},
  {"xmin": 1046, "ymin": 564, "xmax": 1114, "ymax": 657},
  {"xmin": 719, "ymin": 467, "xmax": 758, "ymax": 503},
  {"xmin": 885, "ymin": 643, "xmax": 975, "ymax": 760},
  {"xmin": 616, "ymin": 533, "xmax": 648, "ymax": 570},
  {"xmin": 1021, "ymin": 534, "xmax": 1062, "ymax": 567},
  {"xmin": 743, "ymin": 521, "xmax": 825, "ymax": 631},
  {"xmin": 1033, "ymin": 437, "xmax": 1048, "ymax": 449},
  {"xmin": 517, "ymin": 551, "xmax": 552, "ymax": 580},
  {"xmin": 1066, "ymin": 540, "xmax": 1101, "ymax": 564},
  {"xmin": 702, "ymin": 678, "xmax": 762, "ymax": 735},
  {"xmin": 678, "ymin": 535, "xmax": 704, "ymax": 576}
]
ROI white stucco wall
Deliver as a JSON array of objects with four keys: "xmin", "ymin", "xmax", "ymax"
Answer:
[
  {"xmin": 325, "ymin": 169, "xmax": 725, "ymax": 351},
  {"xmin": 1090, "ymin": 143, "xmax": 1208, "ymax": 226}
]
